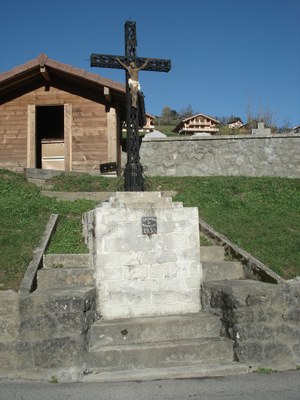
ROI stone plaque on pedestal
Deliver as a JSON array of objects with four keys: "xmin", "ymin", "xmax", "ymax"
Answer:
[{"xmin": 83, "ymin": 192, "xmax": 202, "ymax": 320}]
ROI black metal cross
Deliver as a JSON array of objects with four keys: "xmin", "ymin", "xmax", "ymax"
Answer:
[{"xmin": 91, "ymin": 21, "xmax": 171, "ymax": 191}]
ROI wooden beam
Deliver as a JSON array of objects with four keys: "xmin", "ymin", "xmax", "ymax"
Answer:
[
  {"xmin": 64, "ymin": 104, "xmax": 72, "ymax": 171},
  {"xmin": 107, "ymin": 107, "xmax": 117, "ymax": 163},
  {"xmin": 40, "ymin": 66, "xmax": 51, "ymax": 91},
  {"xmin": 40, "ymin": 66, "xmax": 50, "ymax": 82},
  {"xmin": 27, "ymin": 105, "xmax": 36, "ymax": 168},
  {"xmin": 104, "ymin": 86, "xmax": 111, "ymax": 102}
]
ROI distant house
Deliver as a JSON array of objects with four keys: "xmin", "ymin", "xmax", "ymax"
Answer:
[
  {"xmin": 173, "ymin": 114, "xmax": 220, "ymax": 135},
  {"xmin": 239, "ymin": 120, "xmax": 274, "ymax": 135},
  {"xmin": 122, "ymin": 113, "xmax": 154, "ymax": 134},
  {"xmin": 239, "ymin": 120, "xmax": 259, "ymax": 133},
  {"xmin": 0, "ymin": 54, "xmax": 126, "ymax": 173},
  {"xmin": 228, "ymin": 118, "xmax": 243, "ymax": 129},
  {"xmin": 143, "ymin": 113, "xmax": 155, "ymax": 131},
  {"xmin": 291, "ymin": 125, "xmax": 300, "ymax": 134}
]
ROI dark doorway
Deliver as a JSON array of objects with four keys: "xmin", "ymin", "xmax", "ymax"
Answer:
[{"xmin": 36, "ymin": 106, "xmax": 64, "ymax": 168}]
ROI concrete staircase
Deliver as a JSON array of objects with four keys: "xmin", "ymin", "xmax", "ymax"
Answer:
[
  {"xmin": 38, "ymin": 254, "xmax": 95, "ymax": 290},
  {"xmin": 26, "ymin": 254, "xmax": 97, "ymax": 372},
  {"xmin": 83, "ymin": 244, "xmax": 248, "ymax": 382},
  {"xmin": 201, "ymin": 245, "xmax": 244, "ymax": 281},
  {"xmin": 85, "ymin": 314, "xmax": 246, "ymax": 382},
  {"xmin": 33, "ymin": 245, "xmax": 248, "ymax": 381}
]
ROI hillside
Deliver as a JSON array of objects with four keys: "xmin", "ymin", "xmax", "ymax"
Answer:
[{"xmin": 1, "ymin": 170, "xmax": 299, "ymax": 290}]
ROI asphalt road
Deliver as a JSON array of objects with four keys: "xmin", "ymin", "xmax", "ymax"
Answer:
[{"xmin": 0, "ymin": 371, "xmax": 299, "ymax": 400}]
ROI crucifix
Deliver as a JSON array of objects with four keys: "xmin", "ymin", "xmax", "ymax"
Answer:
[{"xmin": 91, "ymin": 21, "xmax": 171, "ymax": 191}]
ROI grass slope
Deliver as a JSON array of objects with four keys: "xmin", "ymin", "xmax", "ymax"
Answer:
[
  {"xmin": 0, "ymin": 170, "xmax": 98, "ymax": 290},
  {"xmin": 50, "ymin": 174, "xmax": 300, "ymax": 279},
  {"xmin": 1, "ymin": 170, "xmax": 299, "ymax": 290}
]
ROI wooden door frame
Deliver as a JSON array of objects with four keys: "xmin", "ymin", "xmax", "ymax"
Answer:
[
  {"xmin": 107, "ymin": 107, "xmax": 118, "ymax": 163},
  {"xmin": 64, "ymin": 104, "xmax": 72, "ymax": 171},
  {"xmin": 27, "ymin": 104, "xmax": 72, "ymax": 170}
]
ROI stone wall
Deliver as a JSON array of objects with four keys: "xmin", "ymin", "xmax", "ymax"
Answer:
[
  {"xmin": 140, "ymin": 134, "xmax": 300, "ymax": 178},
  {"xmin": 201, "ymin": 280, "xmax": 300, "ymax": 370},
  {"xmin": 0, "ymin": 214, "xmax": 97, "ymax": 380},
  {"xmin": 0, "ymin": 289, "xmax": 96, "ymax": 380}
]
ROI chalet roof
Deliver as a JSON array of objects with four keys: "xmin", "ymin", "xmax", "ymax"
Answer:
[
  {"xmin": 240, "ymin": 120, "xmax": 260, "ymax": 129},
  {"xmin": 228, "ymin": 117, "xmax": 243, "ymax": 124},
  {"xmin": 0, "ymin": 53, "xmax": 126, "ymax": 111},
  {"xmin": 173, "ymin": 113, "xmax": 220, "ymax": 133},
  {"xmin": 180, "ymin": 113, "xmax": 220, "ymax": 124}
]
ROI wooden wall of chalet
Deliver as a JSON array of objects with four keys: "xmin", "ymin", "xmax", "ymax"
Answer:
[
  {"xmin": 0, "ymin": 87, "xmax": 118, "ymax": 172},
  {"xmin": 0, "ymin": 96, "xmax": 27, "ymax": 171}
]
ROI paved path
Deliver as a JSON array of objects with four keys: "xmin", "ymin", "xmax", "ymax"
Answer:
[{"xmin": 1, "ymin": 370, "xmax": 299, "ymax": 400}]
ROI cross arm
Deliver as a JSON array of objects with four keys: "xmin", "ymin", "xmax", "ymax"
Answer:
[
  {"xmin": 90, "ymin": 54, "xmax": 128, "ymax": 69},
  {"xmin": 137, "ymin": 58, "xmax": 171, "ymax": 72},
  {"xmin": 91, "ymin": 54, "xmax": 171, "ymax": 73}
]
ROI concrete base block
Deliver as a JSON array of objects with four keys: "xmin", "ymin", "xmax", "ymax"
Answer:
[{"xmin": 83, "ymin": 192, "xmax": 202, "ymax": 319}]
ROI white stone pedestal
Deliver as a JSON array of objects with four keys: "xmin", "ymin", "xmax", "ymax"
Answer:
[{"xmin": 83, "ymin": 192, "xmax": 202, "ymax": 319}]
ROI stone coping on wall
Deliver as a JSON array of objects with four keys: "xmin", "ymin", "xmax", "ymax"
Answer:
[
  {"xmin": 142, "ymin": 133, "xmax": 300, "ymax": 142},
  {"xmin": 18, "ymin": 214, "xmax": 59, "ymax": 294}
]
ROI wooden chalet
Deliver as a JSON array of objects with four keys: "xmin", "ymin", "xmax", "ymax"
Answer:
[
  {"xmin": 228, "ymin": 118, "xmax": 243, "ymax": 129},
  {"xmin": 173, "ymin": 114, "xmax": 220, "ymax": 135},
  {"xmin": 0, "ymin": 54, "xmax": 126, "ymax": 173},
  {"xmin": 143, "ymin": 113, "xmax": 155, "ymax": 131},
  {"xmin": 122, "ymin": 112, "xmax": 154, "ymax": 134}
]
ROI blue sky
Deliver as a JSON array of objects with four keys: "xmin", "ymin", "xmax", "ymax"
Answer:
[{"xmin": 1, "ymin": 0, "xmax": 299, "ymax": 127}]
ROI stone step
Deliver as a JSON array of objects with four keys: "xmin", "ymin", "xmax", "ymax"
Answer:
[
  {"xmin": 37, "ymin": 268, "xmax": 95, "ymax": 289},
  {"xmin": 19, "ymin": 287, "xmax": 96, "ymax": 316},
  {"xmin": 88, "ymin": 336, "xmax": 234, "ymax": 372},
  {"xmin": 84, "ymin": 361, "xmax": 248, "ymax": 382},
  {"xmin": 43, "ymin": 254, "xmax": 93, "ymax": 269},
  {"xmin": 0, "ymin": 291, "xmax": 19, "ymax": 340},
  {"xmin": 27, "ymin": 177, "xmax": 46, "ymax": 187},
  {"xmin": 201, "ymin": 279, "xmax": 280, "ymax": 316},
  {"xmin": 110, "ymin": 192, "xmax": 166, "ymax": 203},
  {"xmin": 40, "ymin": 184, "xmax": 55, "ymax": 190},
  {"xmin": 201, "ymin": 246, "xmax": 225, "ymax": 261},
  {"xmin": 0, "ymin": 336, "xmax": 87, "ymax": 371},
  {"xmin": 89, "ymin": 313, "xmax": 221, "ymax": 347},
  {"xmin": 109, "ymin": 201, "xmax": 180, "ymax": 209},
  {"xmin": 19, "ymin": 288, "xmax": 96, "ymax": 339},
  {"xmin": 202, "ymin": 261, "xmax": 244, "ymax": 281},
  {"xmin": 107, "ymin": 192, "xmax": 182, "ymax": 209}
]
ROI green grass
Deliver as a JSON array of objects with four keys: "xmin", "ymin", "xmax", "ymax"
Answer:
[
  {"xmin": 255, "ymin": 368, "xmax": 278, "ymax": 374},
  {"xmin": 148, "ymin": 176, "xmax": 300, "ymax": 278},
  {"xmin": 1, "ymin": 170, "xmax": 299, "ymax": 290},
  {"xmin": 48, "ymin": 173, "xmax": 124, "ymax": 192},
  {"xmin": 37, "ymin": 174, "xmax": 300, "ymax": 278},
  {"xmin": 0, "ymin": 169, "xmax": 98, "ymax": 290},
  {"xmin": 49, "ymin": 375, "xmax": 58, "ymax": 383},
  {"xmin": 155, "ymin": 125, "xmax": 177, "ymax": 136},
  {"xmin": 200, "ymin": 234, "xmax": 213, "ymax": 246}
]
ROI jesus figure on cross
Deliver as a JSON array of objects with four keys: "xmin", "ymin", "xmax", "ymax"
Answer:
[{"xmin": 116, "ymin": 58, "xmax": 149, "ymax": 108}]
